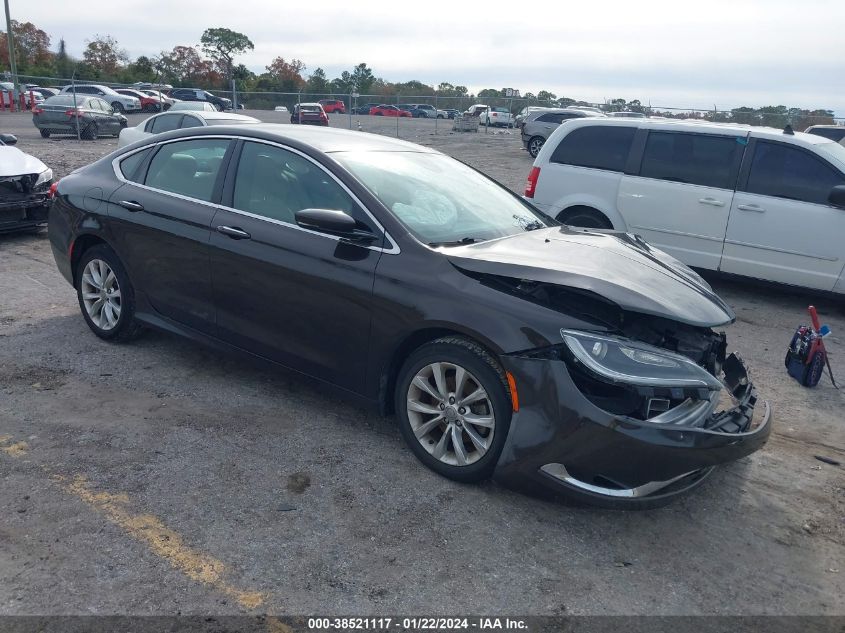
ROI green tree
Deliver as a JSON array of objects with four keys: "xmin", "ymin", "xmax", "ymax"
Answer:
[
  {"xmin": 266, "ymin": 57, "xmax": 306, "ymax": 90},
  {"xmin": 55, "ymin": 38, "xmax": 72, "ymax": 78},
  {"xmin": 351, "ymin": 62, "xmax": 374, "ymax": 93},
  {"xmin": 200, "ymin": 27, "xmax": 254, "ymax": 82},
  {"xmin": 478, "ymin": 88, "xmax": 501, "ymax": 98},
  {"xmin": 536, "ymin": 90, "xmax": 557, "ymax": 103},
  {"xmin": 127, "ymin": 55, "xmax": 156, "ymax": 82},
  {"xmin": 0, "ymin": 20, "xmax": 52, "ymax": 72},
  {"xmin": 81, "ymin": 35, "xmax": 128, "ymax": 79},
  {"xmin": 306, "ymin": 67, "xmax": 329, "ymax": 94}
]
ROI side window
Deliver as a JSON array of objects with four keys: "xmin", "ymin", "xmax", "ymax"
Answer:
[
  {"xmin": 118, "ymin": 148, "xmax": 151, "ymax": 182},
  {"xmin": 180, "ymin": 115, "xmax": 203, "ymax": 129},
  {"xmin": 550, "ymin": 125, "xmax": 636, "ymax": 172},
  {"xmin": 232, "ymin": 142, "xmax": 358, "ymax": 226},
  {"xmin": 536, "ymin": 113, "xmax": 556, "ymax": 123},
  {"xmin": 145, "ymin": 139, "xmax": 230, "ymax": 202},
  {"xmin": 639, "ymin": 132, "xmax": 740, "ymax": 189},
  {"xmin": 150, "ymin": 114, "xmax": 183, "ymax": 134},
  {"xmin": 745, "ymin": 141, "xmax": 845, "ymax": 205}
]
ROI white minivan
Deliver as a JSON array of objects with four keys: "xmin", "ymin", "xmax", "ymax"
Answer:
[{"xmin": 525, "ymin": 119, "xmax": 845, "ymax": 294}]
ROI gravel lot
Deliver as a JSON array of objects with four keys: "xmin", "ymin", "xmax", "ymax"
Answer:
[{"xmin": 0, "ymin": 110, "xmax": 843, "ymax": 617}]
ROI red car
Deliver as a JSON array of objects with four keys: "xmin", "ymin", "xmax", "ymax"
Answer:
[
  {"xmin": 318, "ymin": 98, "xmax": 346, "ymax": 114},
  {"xmin": 115, "ymin": 88, "xmax": 165, "ymax": 112},
  {"xmin": 369, "ymin": 104, "xmax": 412, "ymax": 117}
]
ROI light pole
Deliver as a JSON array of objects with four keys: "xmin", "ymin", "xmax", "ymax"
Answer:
[{"xmin": 3, "ymin": 0, "xmax": 19, "ymax": 109}]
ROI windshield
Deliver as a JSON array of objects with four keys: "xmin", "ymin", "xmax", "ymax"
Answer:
[{"xmin": 333, "ymin": 151, "xmax": 556, "ymax": 245}]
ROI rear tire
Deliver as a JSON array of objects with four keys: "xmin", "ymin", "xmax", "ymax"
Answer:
[
  {"xmin": 111, "ymin": 102, "xmax": 125, "ymax": 114},
  {"xmin": 39, "ymin": 129, "xmax": 50, "ymax": 138},
  {"xmin": 394, "ymin": 336, "xmax": 512, "ymax": 483},
  {"xmin": 75, "ymin": 244, "xmax": 144, "ymax": 342},
  {"xmin": 558, "ymin": 206, "xmax": 613, "ymax": 229}
]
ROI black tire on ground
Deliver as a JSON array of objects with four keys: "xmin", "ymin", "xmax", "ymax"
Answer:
[
  {"xmin": 111, "ymin": 102, "xmax": 124, "ymax": 114},
  {"xmin": 81, "ymin": 123, "xmax": 98, "ymax": 140},
  {"xmin": 74, "ymin": 244, "xmax": 144, "ymax": 342},
  {"xmin": 39, "ymin": 128, "xmax": 50, "ymax": 138},
  {"xmin": 527, "ymin": 135, "xmax": 545, "ymax": 158},
  {"xmin": 558, "ymin": 206, "xmax": 613, "ymax": 229},
  {"xmin": 143, "ymin": 104, "xmax": 155, "ymax": 112},
  {"xmin": 394, "ymin": 336, "xmax": 512, "ymax": 483}
]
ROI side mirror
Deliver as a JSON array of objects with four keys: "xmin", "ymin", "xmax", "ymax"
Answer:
[
  {"xmin": 0, "ymin": 133, "xmax": 18, "ymax": 145},
  {"xmin": 829, "ymin": 185, "xmax": 845, "ymax": 209},
  {"xmin": 295, "ymin": 208, "xmax": 378, "ymax": 243}
]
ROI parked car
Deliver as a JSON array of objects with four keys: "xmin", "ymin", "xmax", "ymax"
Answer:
[
  {"xmin": 140, "ymin": 89, "xmax": 177, "ymax": 110},
  {"xmin": 130, "ymin": 82, "xmax": 173, "ymax": 91},
  {"xmin": 521, "ymin": 108, "xmax": 606, "ymax": 157},
  {"xmin": 168, "ymin": 88, "xmax": 231, "ymax": 111},
  {"xmin": 59, "ymin": 84, "xmax": 141, "ymax": 114},
  {"xmin": 442, "ymin": 109, "xmax": 461, "ymax": 119},
  {"xmin": 290, "ymin": 103, "xmax": 329, "ymax": 126},
  {"xmin": 407, "ymin": 104, "xmax": 443, "ymax": 119},
  {"xmin": 318, "ymin": 99, "xmax": 346, "ymax": 114},
  {"xmin": 514, "ymin": 106, "xmax": 552, "ymax": 128},
  {"xmin": 0, "ymin": 134, "xmax": 53, "ymax": 234},
  {"xmin": 608, "ymin": 111, "xmax": 647, "ymax": 118},
  {"xmin": 274, "ymin": 106, "xmax": 289, "ymax": 113},
  {"xmin": 33, "ymin": 94, "xmax": 128, "ymax": 139},
  {"xmin": 115, "ymin": 88, "xmax": 166, "ymax": 112},
  {"xmin": 526, "ymin": 118, "xmax": 845, "ymax": 294},
  {"xmin": 481, "ymin": 106, "xmax": 514, "ymax": 128},
  {"xmin": 119, "ymin": 111, "xmax": 260, "ymax": 147},
  {"xmin": 27, "ymin": 86, "xmax": 60, "ymax": 100},
  {"xmin": 369, "ymin": 104, "xmax": 411, "ymax": 117},
  {"xmin": 0, "ymin": 82, "xmax": 45, "ymax": 108},
  {"xmin": 354, "ymin": 103, "xmax": 380, "ymax": 115},
  {"xmin": 47, "ymin": 124, "xmax": 769, "ymax": 508},
  {"xmin": 168, "ymin": 101, "xmax": 218, "ymax": 112},
  {"xmin": 464, "ymin": 104, "xmax": 489, "ymax": 117},
  {"xmin": 805, "ymin": 125, "xmax": 845, "ymax": 144}
]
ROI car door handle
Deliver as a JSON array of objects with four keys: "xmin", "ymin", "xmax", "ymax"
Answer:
[
  {"xmin": 698, "ymin": 197, "xmax": 726, "ymax": 207},
  {"xmin": 216, "ymin": 225, "xmax": 251, "ymax": 240},
  {"xmin": 737, "ymin": 204, "xmax": 766, "ymax": 213},
  {"xmin": 118, "ymin": 200, "xmax": 144, "ymax": 212}
]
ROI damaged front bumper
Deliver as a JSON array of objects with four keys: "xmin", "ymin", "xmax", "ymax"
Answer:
[
  {"xmin": 0, "ymin": 194, "xmax": 50, "ymax": 233},
  {"xmin": 495, "ymin": 352, "xmax": 771, "ymax": 506}
]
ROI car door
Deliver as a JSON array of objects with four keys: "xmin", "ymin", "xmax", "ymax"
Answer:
[
  {"xmin": 617, "ymin": 130, "xmax": 745, "ymax": 270},
  {"xmin": 209, "ymin": 139, "xmax": 386, "ymax": 393},
  {"xmin": 95, "ymin": 98, "xmax": 120, "ymax": 134},
  {"xmin": 106, "ymin": 137, "xmax": 234, "ymax": 334},
  {"xmin": 721, "ymin": 139, "xmax": 845, "ymax": 290}
]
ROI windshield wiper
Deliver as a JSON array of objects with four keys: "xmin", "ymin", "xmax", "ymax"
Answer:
[
  {"xmin": 513, "ymin": 215, "xmax": 545, "ymax": 231},
  {"xmin": 428, "ymin": 237, "xmax": 481, "ymax": 247}
]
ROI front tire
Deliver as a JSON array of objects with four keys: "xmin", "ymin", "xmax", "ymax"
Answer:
[
  {"xmin": 558, "ymin": 206, "xmax": 613, "ymax": 229},
  {"xmin": 39, "ymin": 128, "xmax": 50, "ymax": 138},
  {"xmin": 527, "ymin": 135, "xmax": 545, "ymax": 158},
  {"xmin": 111, "ymin": 102, "xmax": 125, "ymax": 114},
  {"xmin": 81, "ymin": 123, "xmax": 99, "ymax": 140},
  {"xmin": 395, "ymin": 337, "xmax": 512, "ymax": 483},
  {"xmin": 75, "ymin": 245, "xmax": 143, "ymax": 342}
]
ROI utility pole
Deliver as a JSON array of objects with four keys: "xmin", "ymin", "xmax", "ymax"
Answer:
[{"xmin": 4, "ymin": 0, "xmax": 19, "ymax": 109}]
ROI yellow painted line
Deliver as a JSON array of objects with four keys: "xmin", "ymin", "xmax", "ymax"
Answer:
[{"xmin": 1, "ymin": 441, "xmax": 28, "ymax": 456}]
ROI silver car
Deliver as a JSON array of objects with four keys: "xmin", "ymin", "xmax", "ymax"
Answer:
[
  {"xmin": 521, "ymin": 108, "xmax": 605, "ymax": 158},
  {"xmin": 59, "ymin": 84, "xmax": 141, "ymax": 114}
]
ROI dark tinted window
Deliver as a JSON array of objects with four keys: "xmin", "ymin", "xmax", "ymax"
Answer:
[
  {"xmin": 537, "ymin": 112, "xmax": 581, "ymax": 124},
  {"xmin": 233, "ymin": 142, "xmax": 356, "ymax": 225},
  {"xmin": 807, "ymin": 127, "xmax": 845, "ymax": 142},
  {"xmin": 745, "ymin": 141, "xmax": 845, "ymax": 205},
  {"xmin": 145, "ymin": 139, "xmax": 230, "ymax": 202},
  {"xmin": 119, "ymin": 149, "xmax": 151, "ymax": 182},
  {"xmin": 550, "ymin": 125, "xmax": 636, "ymax": 172},
  {"xmin": 640, "ymin": 131, "xmax": 740, "ymax": 189},
  {"xmin": 149, "ymin": 114, "xmax": 183, "ymax": 134},
  {"xmin": 179, "ymin": 115, "xmax": 203, "ymax": 129}
]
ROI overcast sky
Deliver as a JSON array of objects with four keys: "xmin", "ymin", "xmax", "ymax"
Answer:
[{"xmin": 16, "ymin": 0, "xmax": 844, "ymax": 115}]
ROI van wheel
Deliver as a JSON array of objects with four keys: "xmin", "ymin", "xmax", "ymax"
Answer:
[
  {"xmin": 558, "ymin": 206, "xmax": 613, "ymax": 230},
  {"xmin": 527, "ymin": 136, "xmax": 545, "ymax": 158}
]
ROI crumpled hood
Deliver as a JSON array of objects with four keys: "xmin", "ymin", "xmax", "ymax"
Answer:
[
  {"xmin": 0, "ymin": 146, "xmax": 47, "ymax": 177},
  {"xmin": 446, "ymin": 227, "xmax": 735, "ymax": 327}
]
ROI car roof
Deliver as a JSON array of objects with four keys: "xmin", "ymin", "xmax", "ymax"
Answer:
[
  {"xmin": 152, "ymin": 123, "xmax": 441, "ymax": 154},
  {"xmin": 172, "ymin": 111, "xmax": 260, "ymax": 123}
]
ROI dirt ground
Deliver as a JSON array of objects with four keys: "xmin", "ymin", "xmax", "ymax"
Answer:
[{"xmin": 0, "ymin": 110, "xmax": 843, "ymax": 617}]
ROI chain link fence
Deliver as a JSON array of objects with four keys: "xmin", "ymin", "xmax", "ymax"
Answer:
[{"xmin": 3, "ymin": 72, "xmax": 842, "ymax": 134}]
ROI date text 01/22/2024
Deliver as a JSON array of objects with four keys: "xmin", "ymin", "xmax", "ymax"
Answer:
[{"xmin": 307, "ymin": 617, "xmax": 528, "ymax": 630}]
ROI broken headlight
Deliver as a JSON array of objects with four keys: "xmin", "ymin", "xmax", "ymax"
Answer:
[
  {"xmin": 561, "ymin": 329, "xmax": 723, "ymax": 391},
  {"xmin": 33, "ymin": 168, "xmax": 53, "ymax": 192}
]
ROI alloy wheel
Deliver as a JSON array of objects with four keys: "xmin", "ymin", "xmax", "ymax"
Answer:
[
  {"xmin": 406, "ymin": 362, "xmax": 495, "ymax": 467},
  {"xmin": 81, "ymin": 259, "xmax": 122, "ymax": 331}
]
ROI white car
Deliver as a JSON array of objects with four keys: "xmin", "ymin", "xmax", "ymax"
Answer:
[
  {"xmin": 0, "ymin": 134, "xmax": 53, "ymax": 233},
  {"xmin": 481, "ymin": 106, "xmax": 514, "ymax": 127},
  {"xmin": 525, "ymin": 118, "xmax": 845, "ymax": 294},
  {"xmin": 0, "ymin": 82, "xmax": 44, "ymax": 108},
  {"xmin": 168, "ymin": 101, "xmax": 218, "ymax": 112},
  {"xmin": 59, "ymin": 84, "xmax": 141, "ymax": 113},
  {"xmin": 118, "ymin": 111, "xmax": 260, "ymax": 147},
  {"xmin": 274, "ymin": 106, "xmax": 289, "ymax": 113}
]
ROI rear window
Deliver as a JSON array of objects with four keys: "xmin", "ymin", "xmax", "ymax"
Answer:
[
  {"xmin": 745, "ymin": 141, "xmax": 845, "ymax": 205},
  {"xmin": 639, "ymin": 131, "xmax": 741, "ymax": 189},
  {"xmin": 44, "ymin": 95, "xmax": 82, "ymax": 106},
  {"xmin": 119, "ymin": 148, "xmax": 151, "ymax": 182},
  {"xmin": 807, "ymin": 127, "xmax": 845, "ymax": 142},
  {"xmin": 550, "ymin": 125, "xmax": 636, "ymax": 172}
]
